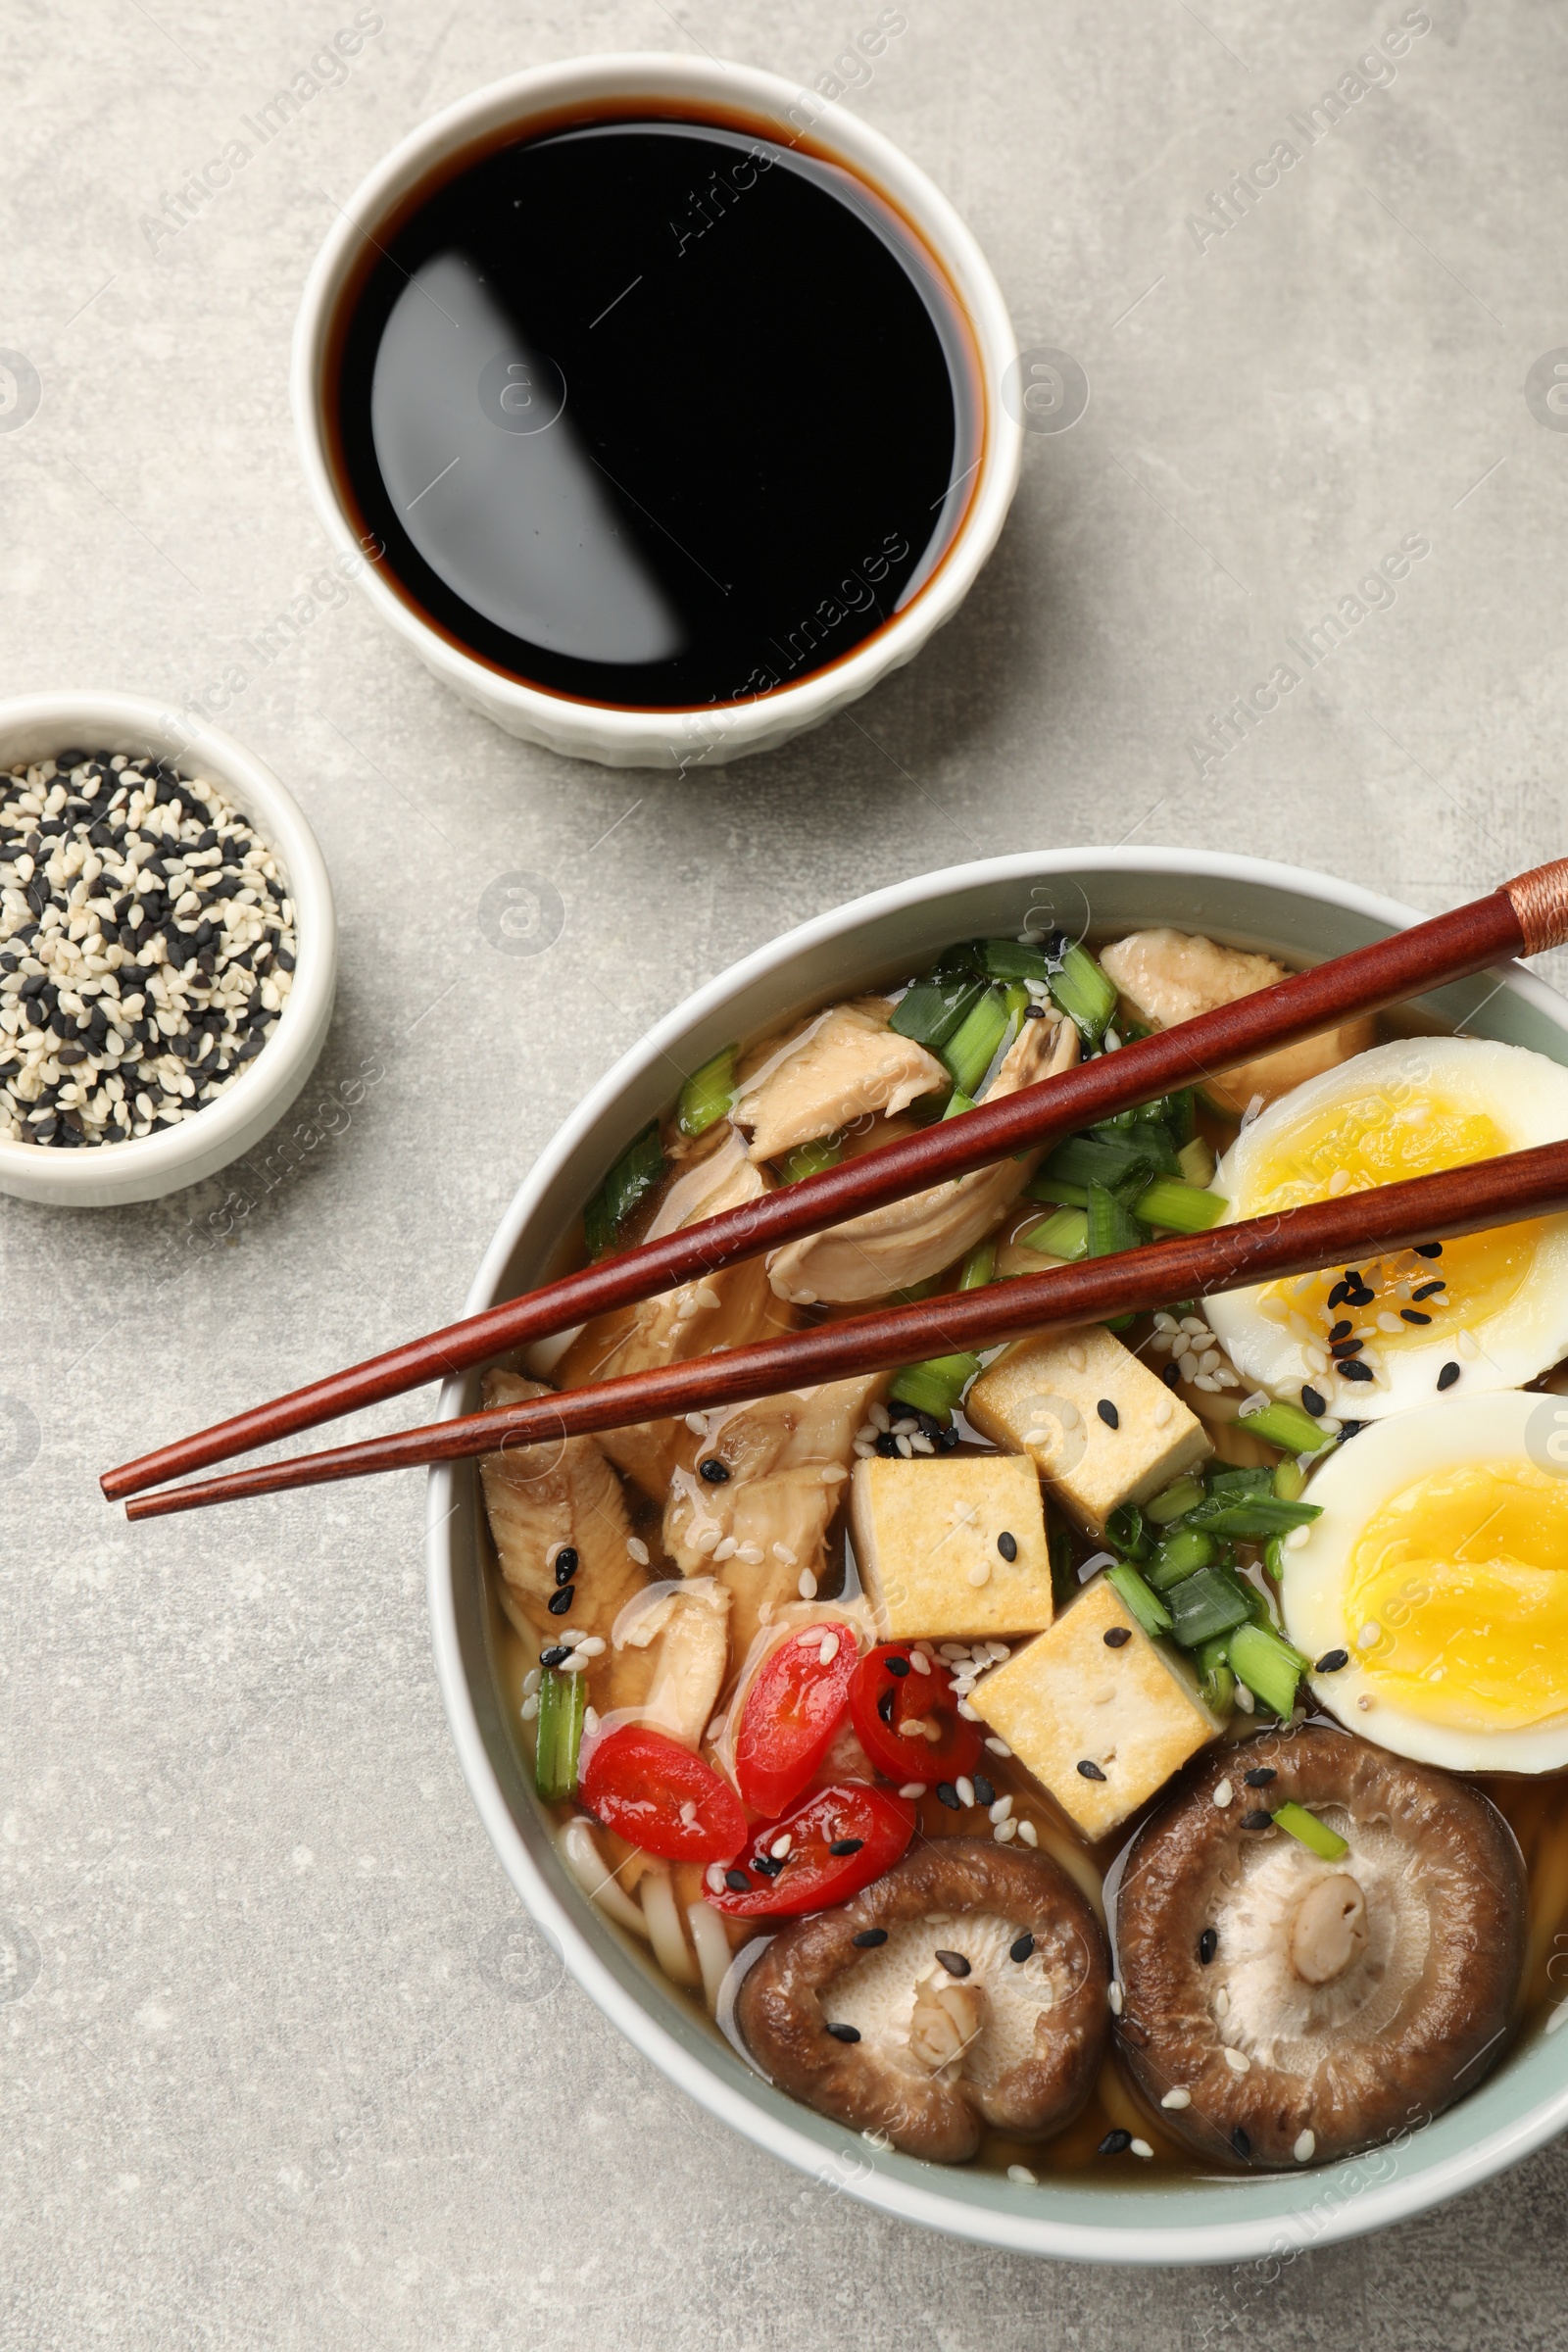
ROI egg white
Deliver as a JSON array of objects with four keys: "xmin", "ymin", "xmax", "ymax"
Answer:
[
  {"xmin": 1202, "ymin": 1036, "xmax": 1568, "ymax": 1421},
  {"xmin": 1283, "ymin": 1389, "xmax": 1568, "ymax": 1773}
]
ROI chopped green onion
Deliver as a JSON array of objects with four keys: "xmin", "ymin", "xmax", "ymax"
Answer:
[
  {"xmin": 1240, "ymin": 1400, "xmax": 1337, "ymax": 1456},
  {"xmin": 1262, "ymin": 1533, "xmax": 1287, "ymax": 1583},
  {"xmin": 975, "ymin": 938, "xmax": 1052, "ymax": 983},
  {"xmin": 889, "ymin": 973, "xmax": 985, "ymax": 1051},
  {"xmin": 1050, "ymin": 1525, "xmax": 1077, "ymax": 1606},
  {"xmin": 1273, "ymin": 1457, "xmax": 1307, "ymax": 1503},
  {"xmin": 959, "ymin": 1240, "xmax": 996, "ymax": 1289},
  {"xmin": 1047, "ymin": 942, "xmax": 1118, "ymax": 1046},
  {"xmin": 888, "ymin": 1349, "xmax": 981, "ymax": 1422},
  {"xmin": 677, "ymin": 1045, "xmax": 738, "ymax": 1138},
  {"xmin": 1105, "ymin": 1501, "xmax": 1152, "ymax": 1561},
  {"xmin": 1104, "ymin": 1562, "xmax": 1172, "ymax": 1638},
  {"xmin": 1196, "ymin": 1637, "xmax": 1236, "ymax": 1717},
  {"xmin": 778, "ymin": 1135, "xmax": 842, "ymax": 1184},
  {"xmin": 1228, "ymin": 1622, "xmax": 1309, "ymax": 1718},
  {"xmin": 1183, "ymin": 1494, "xmax": 1323, "ymax": 1540},
  {"xmin": 1022, "ymin": 1172, "xmax": 1090, "ymax": 1208},
  {"xmin": 535, "ymin": 1666, "xmax": 587, "ymax": 1802},
  {"xmin": 1099, "ymin": 1117, "xmax": 1180, "ymax": 1176},
  {"xmin": 1133, "ymin": 1178, "xmax": 1228, "ymax": 1234},
  {"xmin": 1086, "ymin": 1177, "xmax": 1142, "ymax": 1258},
  {"xmin": 942, "ymin": 1088, "xmax": 975, "ymax": 1121},
  {"xmin": 1177, "ymin": 1135, "xmax": 1214, "ymax": 1186},
  {"xmin": 941, "ymin": 988, "xmax": 1010, "ymax": 1098},
  {"xmin": 1145, "ymin": 1474, "xmax": 1206, "ymax": 1526},
  {"xmin": 1022, "ymin": 1205, "xmax": 1090, "ymax": 1262},
  {"xmin": 1146, "ymin": 1527, "xmax": 1218, "ymax": 1590},
  {"xmin": 584, "ymin": 1121, "xmax": 665, "ymax": 1258},
  {"xmin": 1273, "ymin": 1800, "xmax": 1349, "ymax": 1862},
  {"xmin": 1159, "ymin": 1088, "xmax": 1198, "ymax": 1149},
  {"xmin": 1167, "ymin": 1565, "xmax": 1256, "ymax": 1648},
  {"xmin": 1043, "ymin": 1132, "xmax": 1157, "ymax": 1191}
]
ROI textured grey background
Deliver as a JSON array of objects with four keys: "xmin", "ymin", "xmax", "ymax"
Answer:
[{"xmin": 2, "ymin": 0, "xmax": 1566, "ymax": 2344}]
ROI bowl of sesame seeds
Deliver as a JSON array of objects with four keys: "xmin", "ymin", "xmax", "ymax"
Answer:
[{"xmin": 0, "ymin": 692, "xmax": 336, "ymax": 1206}]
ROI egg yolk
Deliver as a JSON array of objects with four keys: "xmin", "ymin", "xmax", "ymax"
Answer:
[
  {"xmin": 1243, "ymin": 1083, "xmax": 1543, "ymax": 1343},
  {"xmin": 1345, "ymin": 1460, "xmax": 1568, "ymax": 1730}
]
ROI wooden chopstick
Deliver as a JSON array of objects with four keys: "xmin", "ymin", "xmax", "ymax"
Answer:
[
  {"xmin": 119, "ymin": 1135, "xmax": 1568, "ymax": 1519},
  {"xmin": 102, "ymin": 858, "xmax": 1568, "ymax": 1504}
]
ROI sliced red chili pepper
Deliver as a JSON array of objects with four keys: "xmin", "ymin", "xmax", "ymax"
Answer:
[
  {"xmin": 578, "ymin": 1724, "xmax": 746, "ymax": 1863},
  {"xmin": 706, "ymin": 1780, "xmax": 916, "ymax": 1918},
  {"xmin": 849, "ymin": 1642, "xmax": 982, "ymax": 1785},
  {"xmin": 732, "ymin": 1619, "xmax": 859, "ymax": 1816}
]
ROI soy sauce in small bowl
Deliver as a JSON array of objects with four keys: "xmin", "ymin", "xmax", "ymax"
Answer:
[{"xmin": 325, "ymin": 109, "xmax": 983, "ymax": 714}]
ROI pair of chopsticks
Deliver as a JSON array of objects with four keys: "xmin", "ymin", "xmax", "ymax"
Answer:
[{"xmin": 105, "ymin": 859, "xmax": 1568, "ymax": 1520}]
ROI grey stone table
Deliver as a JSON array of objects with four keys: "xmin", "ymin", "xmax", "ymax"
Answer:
[{"xmin": 3, "ymin": 1, "xmax": 1566, "ymax": 2343}]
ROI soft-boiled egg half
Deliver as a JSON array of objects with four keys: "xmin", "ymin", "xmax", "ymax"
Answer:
[
  {"xmin": 1284, "ymin": 1390, "xmax": 1568, "ymax": 1773},
  {"xmin": 1202, "ymin": 1036, "xmax": 1568, "ymax": 1421}
]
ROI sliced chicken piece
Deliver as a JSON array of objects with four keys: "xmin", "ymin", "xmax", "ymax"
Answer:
[
  {"xmin": 606, "ymin": 1578, "xmax": 731, "ymax": 1743},
  {"xmin": 556, "ymin": 1127, "xmax": 799, "ymax": 1498},
  {"xmin": 1099, "ymin": 928, "xmax": 1377, "ymax": 1116},
  {"xmin": 478, "ymin": 1371, "xmax": 649, "ymax": 1647},
  {"xmin": 733, "ymin": 999, "xmax": 947, "ymax": 1164},
  {"xmin": 766, "ymin": 1011, "xmax": 1078, "ymax": 1305},
  {"xmin": 663, "ymin": 1372, "xmax": 883, "ymax": 1656}
]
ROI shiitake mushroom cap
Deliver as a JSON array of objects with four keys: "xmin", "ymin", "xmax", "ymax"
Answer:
[{"xmin": 1114, "ymin": 1724, "xmax": 1525, "ymax": 2170}]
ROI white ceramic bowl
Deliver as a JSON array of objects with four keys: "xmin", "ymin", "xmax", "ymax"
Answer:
[
  {"xmin": 292, "ymin": 53, "xmax": 1022, "ymax": 770},
  {"xmin": 427, "ymin": 850, "xmax": 1568, "ymax": 2261},
  {"xmin": 0, "ymin": 692, "xmax": 336, "ymax": 1207}
]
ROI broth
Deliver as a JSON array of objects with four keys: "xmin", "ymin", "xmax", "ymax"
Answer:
[{"xmin": 329, "ymin": 113, "xmax": 981, "ymax": 710}]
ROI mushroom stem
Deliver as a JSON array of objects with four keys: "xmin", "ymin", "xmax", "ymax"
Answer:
[
  {"xmin": 1289, "ymin": 1873, "xmax": 1368, "ymax": 1987},
  {"xmin": 908, "ymin": 1971, "xmax": 988, "ymax": 2073}
]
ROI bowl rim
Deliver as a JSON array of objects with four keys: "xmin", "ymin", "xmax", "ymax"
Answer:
[
  {"xmin": 426, "ymin": 847, "xmax": 1568, "ymax": 2262},
  {"xmin": 291, "ymin": 50, "xmax": 1023, "ymax": 762},
  {"xmin": 0, "ymin": 689, "xmax": 336, "ymax": 1200}
]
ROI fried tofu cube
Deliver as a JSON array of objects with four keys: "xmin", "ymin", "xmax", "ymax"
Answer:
[
  {"xmin": 974, "ymin": 1578, "xmax": 1219, "ymax": 1838},
  {"xmin": 849, "ymin": 1454, "xmax": 1054, "ymax": 1642},
  {"xmin": 965, "ymin": 1325, "xmax": 1210, "ymax": 1540}
]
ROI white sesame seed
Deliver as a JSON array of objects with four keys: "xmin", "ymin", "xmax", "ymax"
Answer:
[
  {"xmin": 956, "ymin": 1699, "xmax": 980, "ymax": 1721},
  {"xmin": 965, "ymin": 1561, "xmax": 991, "ymax": 1588},
  {"xmin": 797, "ymin": 1568, "xmax": 818, "ymax": 1599},
  {"xmin": 993, "ymin": 1818, "xmax": 1018, "ymax": 1841},
  {"xmin": 712, "ymin": 1537, "xmax": 739, "ymax": 1562},
  {"xmin": 898, "ymin": 1783, "xmax": 927, "ymax": 1799},
  {"xmin": 1223, "ymin": 2046, "xmax": 1250, "ymax": 2074},
  {"xmin": 1294, "ymin": 2130, "xmax": 1315, "ymax": 2163},
  {"xmin": 705, "ymin": 1863, "xmax": 725, "ymax": 1894},
  {"xmin": 1160, "ymin": 2087, "xmax": 1192, "ymax": 2110},
  {"xmin": 519, "ymin": 1694, "xmax": 538, "ymax": 1721},
  {"xmin": 772, "ymin": 1543, "xmax": 798, "ymax": 1565},
  {"xmin": 522, "ymin": 1669, "xmax": 541, "ymax": 1696},
  {"xmin": 955, "ymin": 1776, "xmax": 975, "ymax": 1809},
  {"xmin": 989, "ymin": 1794, "xmax": 1013, "ymax": 1824},
  {"xmin": 685, "ymin": 1413, "xmax": 708, "ymax": 1436},
  {"xmin": 577, "ymin": 1637, "xmax": 606, "ymax": 1658},
  {"xmin": 1129, "ymin": 2138, "xmax": 1153, "ymax": 2160},
  {"xmin": 1214, "ymin": 1987, "xmax": 1229, "ymax": 2019},
  {"xmin": 908, "ymin": 1650, "xmax": 932, "ymax": 1676},
  {"xmin": 817, "ymin": 1634, "xmax": 840, "ymax": 1665},
  {"xmin": 985, "ymin": 1737, "xmax": 1011, "ymax": 1757},
  {"xmin": 1234, "ymin": 1683, "xmax": 1254, "ymax": 1712},
  {"xmin": 1286, "ymin": 1526, "xmax": 1311, "ymax": 1550},
  {"xmin": 1016, "ymin": 1818, "xmax": 1037, "ymax": 1847},
  {"xmin": 769, "ymin": 1834, "xmax": 792, "ymax": 1859},
  {"xmin": 625, "ymin": 1533, "xmax": 650, "ymax": 1564},
  {"xmin": 1107, "ymin": 1980, "xmax": 1123, "ymax": 2016},
  {"xmin": 1212, "ymin": 1779, "xmax": 1233, "ymax": 1807},
  {"xmin": 1006, "ymin": 2164, "xmax": 1037, "ymax": 2185}
]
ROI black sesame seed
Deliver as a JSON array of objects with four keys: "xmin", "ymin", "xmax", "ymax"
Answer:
[
  {"xmin": 723, "ymin": 1868, "xmax": 751, "ymax": 1892},
  {"xmin": 1327, "ymin": 1283, "xmax": 1350, "ymax": 1311},
  {"xmin": 1437, "ymin": 1361, "xmax": 1461, "ymax": 1392},
  {"xmin": 1162, "ymin": 1360, "xmax": 1183, "ymax": 1389},
  {"xmin": 752, "ymin": 1853, "xmax": 784, "ymax": 1878},
  {"xmin": 1231, "ymin": 2127, "xmax": 1252, "ymax": 2161},
  {"xmin": 1340, "ymin": 1359, "xmax": 1375, "ymax": 1384},
  {"xmin": 973, "ymin": 1775, "xmax": 995, "ymax": 1807},
  {"xmin": 885, "ymin": 1655, "xmax": 910, "ymax": 1678},
  {"xmin": 1241, "ymin": 1808, "xmax": 1272, "ymax": 1831},
  {"xmin": 933, "ymin": 1949, "xmax": 970, "ymax": 1977},
  {"xmin": 829, "ymin": 1838, "xmax": 864, "ymax": 1857},
  {"xmin": 852, "ymin": 1928, "xmax": 888, "ymax": 1948},
  {"xmin": 825, "ymin": 2022, "xmax": 860, "ymax": 2042},
  {"xmin": 1327, "ymin": 1320, "xmax": 1351, "ymax": 1344},
  {"xmin": 1244, "ymin": 1766, "xmax": 1276, "ymax": 1787},
  {"xmin": 1315, "ymin": 1648, "xmax": 1349, "ymax": 1673},
  {"xmin": 1413, "ymin": 1242, "xmax": 1444, "ymax": 1259},
  {"xmin": 1009, "ymin": 1934, "xmax": 1035, "ymax": 1964},
  {"xmin": 546, "ymin": 1587, "xmax": 574, "ymax": 1616},
  {"xmin": 877, "ymin": 1687, "xmax": 896, "ymax": 1726},
  {"xmin": 1399, "ymin": 1308, "xmax": 1432, "ymax": 1325},
  {"xmin": 875, "ymin": 1432, "xmax": 901, "ymax": 1457},
  {"xmin": 699, "ymin": 1457, "xmax": 731, "ymax": 1484},
  {"xmin": 997, "ymin": 1530, "xmax": 1018, "ymax": 1562},
  {"xmin": 1411, "ymin": 1279, "xmax": 1445, "ymax": 1301},
  {"xmin": 1198, "ymin": 1927, "xmax": 1217, "ymax": 1964},
  {"xmin": 1076, "ymin": 1759, "xmax": 1107, "ymax": 1782},
  {"xmin": 1338, "ymin": 1420, "xmax": 1364, "ymax": 1440},
  {"xmin": 1098, "ymin": 2130, "xmax": 1133, "ymax": 2157},
  {"xmin": 1097, "ymin": 1399, "xmax": 1120, "ymax": 1430},
  {"xmin": 1329, "ymin": 1335, "xmax": 1363, "ymax": 1357},
  {"xmin": 1103, "ymin": 1626, "xmax": 1132, "ymax": 1648},
  {"xmin": 540, "ymin": 1645, "xmax": 570, "ymax": 1668},
  {"xmin": 1300, "ymin": 1385, "xmax": 1326, "ymax": 1416},
  {"xmin": 936, "ymin": 1782, "xmax": 960, "ymax": 1810}
]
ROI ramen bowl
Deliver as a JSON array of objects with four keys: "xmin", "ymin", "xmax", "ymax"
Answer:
[
  {"xmin": 292, "ymin": 53, "xmax": 1021, "ymax": 770},
  {"xmin": 426, "ymin": 849, "xmax": 1568, "ymax": 2260}
]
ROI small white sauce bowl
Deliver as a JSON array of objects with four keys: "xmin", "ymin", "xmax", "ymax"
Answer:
[
  {"xmin": 0, "ymin": 691, "xmax": 337, "ymax": 1208},
  {"xmin": 292, "ymin": 52, "xmax": 1022, "ymax": 770}
]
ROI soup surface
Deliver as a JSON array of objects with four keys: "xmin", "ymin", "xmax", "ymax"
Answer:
[{"xmin": 332, "ymin": 116, "xmax": 979, "ymax": 708}]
